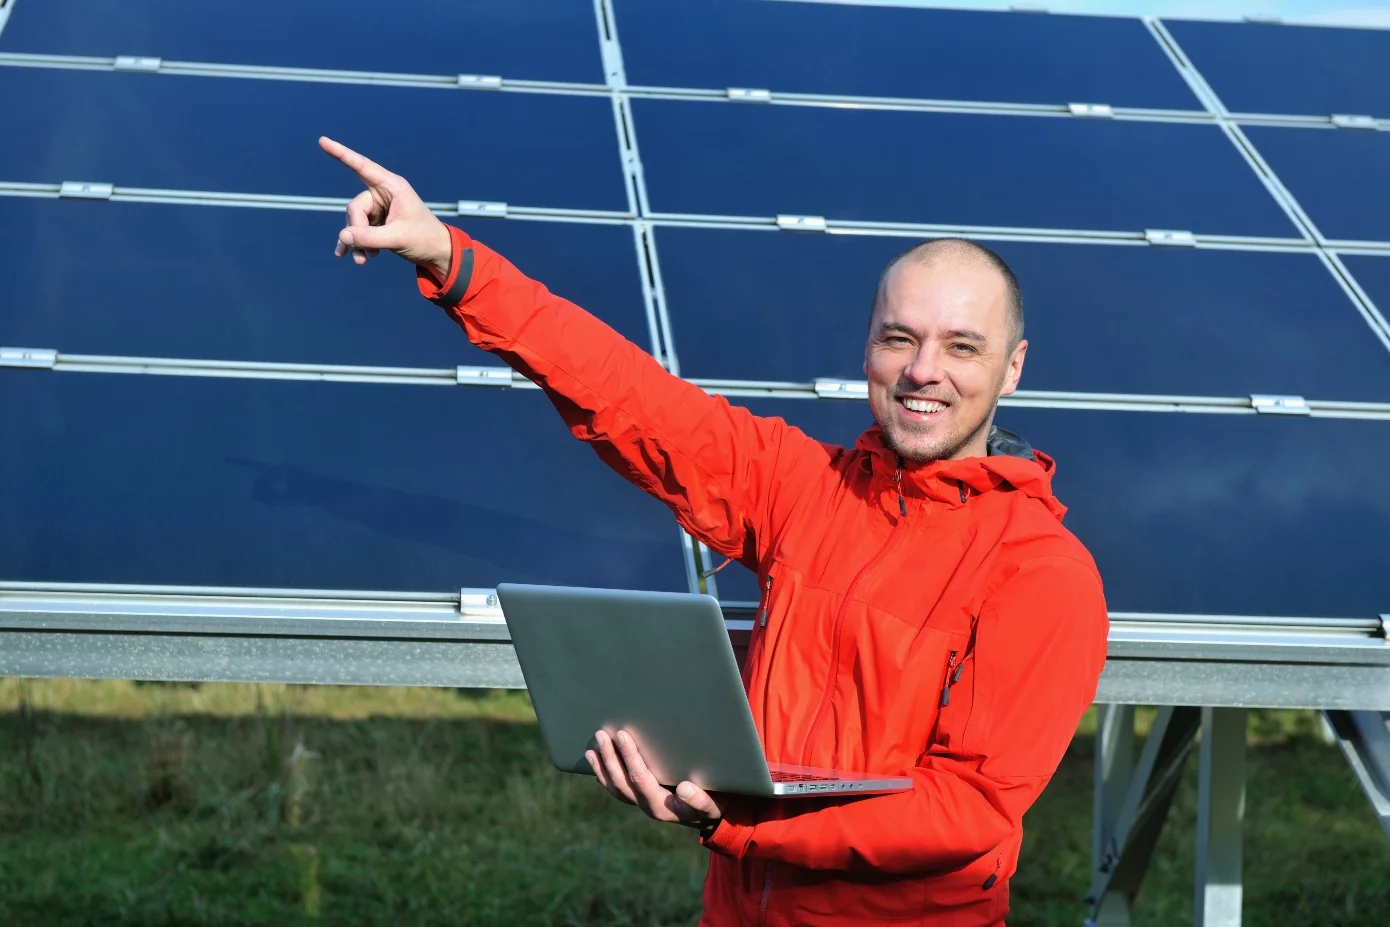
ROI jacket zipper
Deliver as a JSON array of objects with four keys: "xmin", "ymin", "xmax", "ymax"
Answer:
[
  {"xmin": 756, "ymin": 863, "xmax": 774, "ymax": 926},
  {"xmin": 939, "ymin": 650, "xmax": 960, "ymax": 707},
  {"xmin": 798, "ymin": 461, "xmax": 910, "ymax": 766},
  {"xmin": 743, "ymin": 575, "xmax": 774, "ymax": 686}
]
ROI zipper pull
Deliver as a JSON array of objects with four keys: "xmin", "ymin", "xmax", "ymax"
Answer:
[
  {"xmin": 894, "ymin": 455, "xmax": 907, "ymax": 519},
  {"xmin": 758, "ymin": 576, "xmax": 772, "ymax": 627},
  {"xmin": 940, "ymin": 651, "xmax": 958, "ymax": 707}
]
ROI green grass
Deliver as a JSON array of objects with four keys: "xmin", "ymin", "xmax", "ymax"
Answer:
[{"xmin": 1, "ymin": 680, "xmax": 1387, "ymax": 926}]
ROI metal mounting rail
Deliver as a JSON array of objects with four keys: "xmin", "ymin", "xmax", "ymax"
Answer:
[
  {"xmin": 3, "ymin": 584, "xmax": 1389, "ymax": 709},
  {"xmin": 9, "ymin": 351, "xmax": 1390, "ymax": 421}
]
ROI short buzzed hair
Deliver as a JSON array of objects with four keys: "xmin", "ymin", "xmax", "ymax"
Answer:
[{"xmin": 871, "ymin": 238, "xmax": 1025, "ymax": 350}]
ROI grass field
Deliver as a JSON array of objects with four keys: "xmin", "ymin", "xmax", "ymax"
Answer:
[{"xmin": 2, "ymin": 679, "xmax": 1387, "ymax": 926}]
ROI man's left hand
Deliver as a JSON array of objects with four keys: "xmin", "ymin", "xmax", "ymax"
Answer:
[{"xmin": 586, "ymin": 730, "xmax": 723, "ymax": 836}]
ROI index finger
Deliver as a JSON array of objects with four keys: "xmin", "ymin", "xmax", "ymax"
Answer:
[{"xmin": 318, "ymin": 136, "xmax": 393, "ymax": 186}]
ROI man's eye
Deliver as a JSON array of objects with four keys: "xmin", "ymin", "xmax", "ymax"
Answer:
[
  {"xmin": 950, "ymin": 343, "xmax": 979, "ymax": 354},
  {"xmin": 885, "ymin": 336, "xmax": 911, "ymax": 345}
]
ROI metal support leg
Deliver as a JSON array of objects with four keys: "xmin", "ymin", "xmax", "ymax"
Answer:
[
  {"xmin": 1087, "ymin": 706, "xmax": 1201, "ymax": 924},
  {"xmin": 1194, "ymin": 707, "xmax": 1247, "ymax": 927},
  {"xmin": 1091, "ymin": 705, "xmax": 1135, "ymax": 926},
  {"xmin": 1324, "ymin": 710, "xmax": 1390, "ymax": 839}
]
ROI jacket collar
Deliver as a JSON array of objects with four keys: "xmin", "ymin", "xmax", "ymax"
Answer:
[{"xmin": 855, "ymin": 424, "xmax": 1067, "ymax": 520}]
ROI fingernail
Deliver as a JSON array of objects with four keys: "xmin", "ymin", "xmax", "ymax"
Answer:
[
  {"xmin": 616, "ymin": 731, "xmax": 628, "ymax": 746},
  {"xmin": 676, "ymin": 783, "xmax": 694, "ymax": 799}
]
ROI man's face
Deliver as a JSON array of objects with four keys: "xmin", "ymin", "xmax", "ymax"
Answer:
[{"xmin": 864, "ymin": 258, "xmax": 1027, "ymax": 462}]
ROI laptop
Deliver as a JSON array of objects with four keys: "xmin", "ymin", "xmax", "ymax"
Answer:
[{"xmin": 496, "ymin": 583, "xmax": 913, "ymax": 798}]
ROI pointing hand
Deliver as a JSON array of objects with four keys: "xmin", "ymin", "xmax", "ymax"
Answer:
[{"xmin": 319, "ymin": 136, "xmax": 453, "ymax": 280}]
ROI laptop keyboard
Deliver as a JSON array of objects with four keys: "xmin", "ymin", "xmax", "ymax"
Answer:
[{"xmin": 771, "ymin": 770, "xmax": 842, "ymax": 782}]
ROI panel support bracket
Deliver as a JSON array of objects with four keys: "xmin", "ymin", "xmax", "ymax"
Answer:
[
  {"xmin": 0, "ymin": 347, "xmax": 58, "ymax": 369},
  {"xmin": 813, "ymin": 378, "xmax": 868, "ymax": 400},
  {"xmin": 776, "ymin": 214, "xmax": 827, "ymax": 232},
  {"xmin": 1086, "ymin": 705, "xmax": 1202, "ymax": 925},
  {"xmin": 59, "ymin": 181, "xmax": 114, "ymax": 200},
  {"xmin": 1249, "ymin": 394, "xmax": 1309, "ymax": 415},
  {"xmin": 456, "ymin": 200, "xmax": 508, "ymax": 218},
  {"xmin": 455, "ymin": 366, "xmax": 513, "ymax": 387}
]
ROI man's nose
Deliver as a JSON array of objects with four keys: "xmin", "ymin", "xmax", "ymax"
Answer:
[{"xmin": 901, "ymin": 347, "xmax": 944, "ymax": 387}]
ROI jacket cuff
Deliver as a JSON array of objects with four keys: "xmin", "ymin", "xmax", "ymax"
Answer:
[
  {"xmin": 701, "ymin": 818, "xmax": 755, "ymax": 859},
  {"xmin": 415, "ymin": 224, "xmax": 476, "ymax": 309}
]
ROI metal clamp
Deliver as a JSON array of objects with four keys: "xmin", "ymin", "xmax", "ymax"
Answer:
[
  {"xmin": 114, "ymin": 55, "xmax": 162, "ymax": 72},
  {"xmin": 1068, "ymin": 103, "xmax": 1114, "ymax": 118},
  {"xmin": 776, "ymin": 214, "xmax": 827, "ymax": 232},
  {"xmin": 456, "ymin": 200, "xmax": 508, "ymax": 218},
  {"xmin": 1331, "ymin": 114, "xmax": 1378, "ymax": 130},
  {"xmin": 813, "ymin": 378, "xmax": 869, "ymax": 400},
  {"xmin": 59, "ymin": 181, "xmax": 114, "ymax": 200},
  {"xmin": 1145, "ymin": 229, "xmax": 1197, "ymax": 247},
  {"xmin": 455, "ymin": 366, "xmax": 513, "ymax": 387},
  {"xmin": 1250, "ymin": 394, "xmax": 1310, "ymax": 415},
  {"xmin": 727, "ymin": 88, "xmax": 771, "ymax": 102},
  {"xmin": 0, "ymin": 347, "xmax": 58, "ymax": 369},
  {"xmin": 456, "ymin": 74, "xmax": 503, "ymax": 89}
]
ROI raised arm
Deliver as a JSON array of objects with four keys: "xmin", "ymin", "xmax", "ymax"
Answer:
[{"xmin": 319, "ymin": 138, "xmax": 818, "ymax": 566}]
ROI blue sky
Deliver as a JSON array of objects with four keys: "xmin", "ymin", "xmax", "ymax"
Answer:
[{"xmin": 804, "ymin": 0, "xmax": 1390, "ymax": 28}]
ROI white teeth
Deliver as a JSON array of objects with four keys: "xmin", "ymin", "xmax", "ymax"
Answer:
[{"xmin": 902, "ymin": 398, "xmax": 946, "ymax": 413}]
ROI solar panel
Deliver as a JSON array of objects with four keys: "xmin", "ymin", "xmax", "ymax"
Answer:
[
  {"xmin": 633, "ymin": 99, "xmax": 1298, "ymax": 236},
  {"xmin": 0, "ymin": 197, "xmax": 655, "ymax": 365},
  {"xmin": 0, "ymin": 372, "xmax": 689, "ymax": 592},
  {"xmin": 0, "ymin": 1, "xmax": 1387, "ymax": 625},
  {"xmin": 615, "ymin": 0, "xmax": 1199, "ymax": 109},
  {"xmin": 0, "ymin": 67, "xmax": 628, "ymax": 211},
  {"xmin": 712, "ymin": 397, "xmax": 1390, "ymax": 619},
  {"xmin": 1241, "ymin": 126, "xmax": 1390, "ymax": 244},
  {"xmin": 657, "ymin": 226, "xmax": 1390, "ymax": 401},
  {"xmin": 0, "ymin": 0, "xmax": 606, "ymax": 85},
  {"xmin": 1165, "ymin": 19, "xmax": 1390, "ymax": 118}
]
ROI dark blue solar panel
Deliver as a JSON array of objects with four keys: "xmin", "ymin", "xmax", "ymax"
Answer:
[
  {"xmin": 0, "ymin": 374, "xmax": 688, "ymax": 592},
  {"xmin": 1164, "ymin": 19, "xmax": 1390, "ymax": 119},
  {"xmin": 1243, "ymin": 126, "xmax": 1390, "ymax": 243},
  {"xmin": 633, "ymin": 99, "xmax": 1295, "ymax": 237},
  {"xmin": 712, "ymin": 398, "xmax": 1390, "ymax": 618},
  {"xmin": 615, "ymin": 0, "xmax": 1197, "ymax": 110},
  {"xmin": 656, "ymin": 227, "xmax": 1390, "ymax": 401},
  {"xmin": 0, "ymin": 0, "xmax": 604, "ymax": 85},
  {"xmin": 0, "ymin": 198, "xmax": 654, "ymax": 364},
  {"xmin": 0, "ymin": 67, "xmax": 627, "ymax": 211},
  {"xmin": 1341, "ymin": 256, "xmax": 1390, "ymax": 324}
]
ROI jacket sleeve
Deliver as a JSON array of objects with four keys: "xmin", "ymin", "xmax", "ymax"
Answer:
[
  {"xmin": 417, "ymin": 223, "xmax": 816, "ymax": 567},
  {"xmin": 703, "ymin": 555, "xmax": 1109, "ymax": 875}
]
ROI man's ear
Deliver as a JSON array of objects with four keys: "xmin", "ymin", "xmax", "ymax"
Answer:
[{"xmin": 999, "ymin": 340, "xmax": 1028, "ymax": 397}]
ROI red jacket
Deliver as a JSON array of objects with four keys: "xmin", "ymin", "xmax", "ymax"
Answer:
[{"xmin": 419, "ymin": 225, "xmax": 1110, "ymax": 926}]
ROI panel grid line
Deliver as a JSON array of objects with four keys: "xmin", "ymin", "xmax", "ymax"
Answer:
[{"xmin": 0, "ymin": 50, "xmax": 1382, "ymax": 133}]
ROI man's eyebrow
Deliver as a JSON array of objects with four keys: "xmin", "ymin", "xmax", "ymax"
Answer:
[
  {"xmin": 944, "ymin": 329, "xmax": 988, "ymax": 342},
  {"xmin": 875, "ymin": 321, "xmax": 919, "ymax": 337}
]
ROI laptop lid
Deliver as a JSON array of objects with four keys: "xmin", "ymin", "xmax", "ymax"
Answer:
[{"xmin": 497, "ymin": 583, "xmax": 778, "ymax": 795}]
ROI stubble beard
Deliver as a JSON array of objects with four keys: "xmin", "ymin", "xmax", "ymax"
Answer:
[{"xmin": 882, "ymin": 400, "xmax": 997, "ymax": 463}]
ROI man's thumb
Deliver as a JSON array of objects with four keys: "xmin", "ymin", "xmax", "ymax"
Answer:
[{"xmin": 339, "ymin": 224, "xmax": 403, "ymax": 253}]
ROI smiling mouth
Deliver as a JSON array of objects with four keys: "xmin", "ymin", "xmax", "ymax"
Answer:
[{"xmin": 898, "ymin": 396, "xmax": 949, "ymax": 415}]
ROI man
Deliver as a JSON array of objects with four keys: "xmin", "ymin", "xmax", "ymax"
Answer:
[{"xmin": 320, "ymin": 136, "xmax": 1108, "ymax": 926}]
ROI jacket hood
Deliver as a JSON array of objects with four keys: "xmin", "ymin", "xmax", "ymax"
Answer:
[{"xmin": 854, "ymin": 424, "xmax": 1067, "ymax": 521}]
